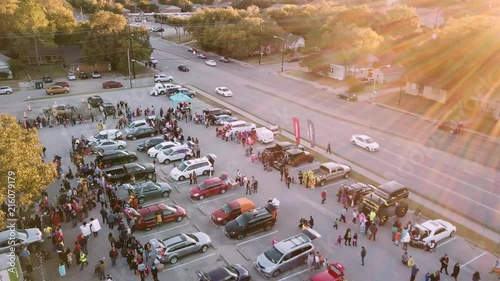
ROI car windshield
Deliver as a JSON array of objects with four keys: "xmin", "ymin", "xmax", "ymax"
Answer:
[
  {"xmin": 176, "ymin": 163, "xmax": 187, "ymax": 171},
  {"xmin": 416, "ymin": 225, "xmax": 430, "ymax": 239},
  {"xmin": 185, "ymin": 233, "xmax": 199, "ymax": 242},
  {"xmin": 225, "ymin": 266, "xmax": 239, "ymax": 277},
  {"xmin": 154, "ymin": 143, "xmax": 163, "ymax": 150},
  {"xmin": 364, "ymin": 138, "xmax": 374, "ymax": 144},
  {"xmin": 94, "ymin": 133, "xmax": 106, "ymax": 139},
  {"xmin": 264, "ymin": 246, "xmax": 283, "ymax": 264},
  {"xmin": 235, "ymin": 214, "xmax": 250, "ymax": 226},
  {"xmin": 16, "ymin": 230, "xmax": 28, "ymax": 239},
  {"xmin": 197, "ymin": 182, "xmax": 207, "ymax": 190},
  {"xmin": 163, "ymin": 148, "xmax": 173, "ymax": 155},
  {"xmin": 220, "ymin": 204, "xmax": 232, "ymax": 214}
]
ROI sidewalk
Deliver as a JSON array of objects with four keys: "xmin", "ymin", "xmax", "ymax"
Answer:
[{"xmin": 187, "ymin": 84, "xmax": 500, "ymax": 253}]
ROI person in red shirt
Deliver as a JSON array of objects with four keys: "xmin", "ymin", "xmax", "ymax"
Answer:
[
  {"xmin": 52, "ymin": 213, "xmax": 60, "ymax": 227},
  {"xmin": 321, "ymin": 191, "xmax": 327, "ymax": 204},
  {"xmin": 132, "ymin": 197, "xmax": 139, "ymax": 210}
]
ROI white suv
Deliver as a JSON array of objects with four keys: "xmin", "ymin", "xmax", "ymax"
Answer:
[
  {"xmin": 157, "ymin": 146, "xmax": 193, "ymax": 164},
  {"xmin": 0, "ymin": 86, "xmax": 13, "ymax": 95},
  {"xmin": 154, "ymin": 74, "xmax": 173, "ymax": 83},
  {"xmin": 150, "ymin": 83, "xmax": 181, "ymax": 96},
  {"xmin": 170, "ymin": 157, "xmax": 213, "ymax": 181}
]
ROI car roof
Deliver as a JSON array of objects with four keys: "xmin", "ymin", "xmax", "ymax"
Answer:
[
  {"xmin": 203, "ymin": 177, "xmax": 222, "ymax": 185},
  {"xmin": 206, "ymin": 267, "xmax": 230, "ymax": 280},
  {"xmin": 138, "ymin": 203, "xmax": 168, "ymax": 215},
  {"xmin": 163, "ymin": 233, "xmax": 188, "ymax": 246},
  {"xmin": 286, "ymin": 148, "xmax": 304, "ymax": 155},
  {"xmin": 274, "ymin": 233, "xmax": 312, "ymax": 253}
]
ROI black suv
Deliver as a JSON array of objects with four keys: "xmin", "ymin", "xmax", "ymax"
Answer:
[
  {"xmin": 224, "ymin": 203, "xmax": 277, "ymax": 240},
  {"xmin": 337, "ymin": 92, "xmax": 358, "ymax": 102},
  {"xmin": 338, "ymin": 182, "xmax": 374, "ymax": 206},
  {"xmin": 359, "ymin": 181, "xmax": 409, "ymax": 226},
  {"xmin": 100, "ymin": 102, "xmax": 116, "ymax": 116},
  {"xmin": 137, "ymin": 137, "xmax": 164, "ymax": 152},
  {"xmin": 178, "ymin": 64, "xmax": 189, "ymax": 72},
  {"xmin": 88, "ymin": 95, "xmax": 104, "ymax": 107},
  {"xmin": 103, "ymin": 163, "xmax": 156, "ymax": 184},
  {"xmin": 95, "ymin": 150, "xmax": 138, "ymax": 167},
  {"xmin": 283, "ymin": 149, "xmax": 314, "ymax": 167},
  {"xmin": 437, "ymin": 120, "xmax": 463, "ymax": 134},
  {"xmin": 203, "ymin": 108, "xmax": 232, "ymax": 117}
]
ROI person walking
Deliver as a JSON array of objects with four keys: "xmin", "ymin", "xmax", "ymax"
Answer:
[
  {"xmin": 352, "ymin": 209, "xmax": 358, "ymax": 224},
  {"xmin": 97, "ymin": 260, "xmax": 105, "ymax": 280},
  {"xmin": 285, "ymin": 174, "xmax": 292, "ymax": 189},
  {"xmin": 109, "ymin": 247, "xmax": 118, "ymax": 267},
  {"xmin": 308, "ymin": 216, "xmax": 314, "ymax": 229},
  {"xmin": 472, "ymin": 271, "xmax": 481, "ymax": 281},
  {"xmin": 333, "ymin": 218, "xmax": 339, "ymax": 230},
  {"xmin": 440, "ymin": 254, "xmax": 449, "ymax": 275},
  {"xmin": 344, "ymin": 228, "xmax": 352, "ymax": 246},
  {"xmin": 151, "ymin": 265, "xmax": 159, "ymax": 281},
  {"xmin": 107, "ymin": 212, "xmax": 116, "ymax": 229},
  {"xmin": 100, "ymin": 208, "xmax": 108, "ymax": 225},
  {"xmin": 340, "ymin": 206, "xmax": 347, "ymax": 223},
  {"xmin": 368, "ymin": 223, "xmax": 378, "ymax": 241},
  {"xmin": 79, "ymin": 252, "xmax": 88, "ymax": 271},
  {"xmin": 298, "ymin": 171, "xmax": 303, "ymax": 185},
  {"xmin": 326, "ymin": 142, "xmax": 331, "ymax": 154},
  {"xmin": 360, "ymin": 247, "xmax": 367, "ymax": 266},
  {"xmin": 137, "ymin": 262, "xmax": 146, "ymax": 281},
  {"xmin": 321, "ymin": 191, "xmax": 327, "ymax": 204},
  {"xmin": 193, "ymin": 171, "xmax": 198, "ymax": 184},
  {"xmin": 410, "ymin": 264, "xmax": 419, "ymax": 281},
  {"xmin": 155, "ymin": 211, "xmax": 162, "ymax": 229},
  {"xmin": 252, "ymin": 177, "xmax": 258, "ymax": 193},
  {"xmin": 450, "ymin": 263, "xmax": 460, "ymax": 281},
  {"xmin": 352, "ymin": 233, "xmax": 358, "ymax": 246},
  {"xmin": 307, "ymin": 253, "xmax": 314, "ymax": 272},
  {"xmin": 394, "ymin": 229, "xmax": 401, "ymax": 247}
]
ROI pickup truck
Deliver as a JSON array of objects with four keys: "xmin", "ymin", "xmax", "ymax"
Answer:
[
  {"xmin": 283, "ymin": 148, "xmax": 314, "ymax": 167},
  {"xmin": 150, "ymin": 83, "xmax": 181, "ymax": 96},
  {"xmin": 262, "ymin": 141, "xmax": 304, "ymax": 161},
  {"xmin": 312, "ymin": 162, "xmax": 352, "ymax": 187},
  {"xmin": 103, "ymin": 163, "xmax": 156, "ymax": 184}
]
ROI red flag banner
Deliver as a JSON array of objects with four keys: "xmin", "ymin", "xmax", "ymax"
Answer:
[{"xmin": 292, "ymin": 118, "xmax": 300, "ymax": 145}]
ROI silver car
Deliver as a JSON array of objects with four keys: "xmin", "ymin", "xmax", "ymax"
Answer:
[
  {"xmin": 150, "ymin": 232, "xmax": 212, "ymax": 264},
  {"xmin": 215, "ymin": 115, "xmax": 238, "ymax": 125},
  {"xmin": 0, "ymin": 86, "xmax": 13, "ymax": 95},
  {"xmin": 91, "ymin": 139, "xmax": 127, "ymax": 152},
  {"xmin": 0, "ymin": 228, "xmax": 44, "ymax": 254}
]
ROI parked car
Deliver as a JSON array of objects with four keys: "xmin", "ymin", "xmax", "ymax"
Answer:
[
  {"xmin": 91, "ymin": 71, "xmax": 101, "ymax": 78},
  {"xmin": 95, "ymin": 150, "xmax": 137, "ymax": 167},
  {"xmin": 126, "ymin": 126, "xmax": 158, "ymax": 140},
  {"xmin": 197, "ymin": 265, "xmax": 250, "ymax": 281},
  {"xmin": 99, "ymin": 103, "xmax": 116, "ymax": 116},
  {"xmin": 79, "ymin": 72, "xmax": 90, "ymax": 79},
  {"xmin": 0, "ymin": 86, "xmax": 13, "ymax": 95},
  {"xmin": 170, "ymin": 88, "xmax": 196, "ymax": 98},
  {"xmin": 198, "ymin": 53, "xmax": 207, "ymax": 59},
  {"xmin": 88, "ymin": 129, "xmax": 124, "ymax": 143},
  {"xmin": 150, "ymin": 83, "xmax": 181, "ymax": 96},
  {"xmin": 410, "ymin": 219, "xmax": 456, "ymax": 248},
  {"xmin": 227, "ymin": 121, "xmax": 256, "ymax": 134},
  {"xmin": 147, "ymin": 141, "xmax": 182, "ymax": 158},
  {"xmin": 54, "ymin": 81, "xmax": 69, "ymax": 88},
  {"xmin": 219, "ymin": 57, "xmax": 230, "ymax": 63},
  {"xmin": 203, "ymin": 108, "xmax": 232, "ymax": 117},
  {"xmin": 436, "ymin": 120, "xmax": 464, "ymax": 134},
  {"xmin": 136, "ymin": 203, "xmax": 186, "ymax": 231},
  {"xmin": 311, "ymin": 162, "xmax": 351, "ymax": 187},
  {"xmin": 154, "ymin": 74, "xmax": 173, "ymax": 83},
  {"xmin": 46, "ymin": 85, "xmax": 69, "ymax": 95},
  {"xmin": 157, "ymin": 146, "xmax": 193, "ymax": 164},
  {"xmin": 91, "ymin": 139, "xmax": 127, "ymax": 153},
  {"xmin": 206, "ymin": 60, "xmax": 217, "ymax": 66},
  {"xmin": 338, "ymin": 182, "xmax": 374, "ymax": 205},
  {"xmin": 189, "ymin": 173, "xmax": 228, "ymax": 200},
  {"xmin": 102, "ymin": 163, "xmax": 155, "ymax": 184},
  {"xmin": 0, "ymin": 228, "xmax": 44, "ymax": 254},
  {"xmin": 67, "ymin": 73, "xmax": 77, "ymax": 80},
  {"xmin": 137, "ymin": 137, "xmax": 165, "ymax": 152},
  {"xmin": 170, "ymin": 157, "xmax": 214, "ymax": 181},
  {"xmin": 178, "ymin": 65, "xmax": 189, "ymax": 72},
  {"xmin": 114, "ymin": 181, "xmax": 171, "ymax": 204},
  {"xmin": 102, "ymin": 80, "xmax": 123, "ymax": 89},
  {"xmin": 215, "ymin": 87, "xmax": 233, "ymax": 97},
  {"xmin": 337, "ymin": 92, "xmax": 358, "ymax": 102},
  {"xmin": 214, "ymin": 115, "xmax": 238, "ymax": 125},
  {"xmin": 224, "ymin": 203, "xmax": 277, "ymax": 240},
  {"xmin": 87, "ymin": 95, "xmax": 104, "ymax": 107},
  {"xmin": 150, "ymin": 232, "xmax": 212, "ymax": 264},
  {"xmin": 42, "ymin": 76, "xmax": 53, "ymax": 83},
  {"xmin": 211, "ymin": 198, "xmax": 255, "ymax": 225},
  {"xmin": 350, "ymin": 134, "xmax": 380, "ymax": 152},
  {"xmin": 150, "ymin": 57, "xmax": 158, "ymax": 64},
  {"xmin": 310, "ymin": 262, "xmax": 346, "ymax": 281}
]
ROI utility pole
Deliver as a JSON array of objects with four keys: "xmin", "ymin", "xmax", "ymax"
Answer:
[
  {"xmin": 128, "ymin": 25, "xmax": 136, "ymax": 79},
  {"xmin": 258, "ymin": 19, "xmax": 262, "ymax": 66},
  {"xmin": 127, "ymin": 48, "xmax": 132, "ymax": 88},
  {"xmin": 33, "ymin": 36, "xmax": 39, "ymax": 66}
]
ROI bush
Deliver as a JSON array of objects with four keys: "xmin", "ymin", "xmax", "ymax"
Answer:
[{"xmin": 346, "ymin": 76, "xmax": 364, "ymax": 93}]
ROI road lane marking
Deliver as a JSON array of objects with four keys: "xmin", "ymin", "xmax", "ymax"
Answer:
[
  {"xmin": 164, "ymin": 253, "xmax": 216, "ymax": 271},
  {"xmin": 461, "ymin": 252, "xmax": 487, "ymax": 268},
  {"xmin": 278, "ymin": 268, "xmax": 309, "ymax": 281},
  {"xmin": 486, "ymin": 178, "xmax": 494, "ymax": 182},
  {"xmin": 236, "ymin": 230, "xmax": 279, "ymax": 246},
  {"xmin": 437, "ymin": 237, "xmax": 456, "ymax": 248},
  {"xmin": 464, "ymin": 169, "xmax": 473, "ymax": 174},
  {"xmin": 196, "ymin": 193, "xmax": 236, "ymax": 205},
  {"xmin": 140, "ymin": 223, "xmax": 189, "ymax": 238}
]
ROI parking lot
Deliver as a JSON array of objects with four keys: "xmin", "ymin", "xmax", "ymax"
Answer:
[{"xmin": 31, "ymin": 86, "xmax": 500, "ymax": 281}]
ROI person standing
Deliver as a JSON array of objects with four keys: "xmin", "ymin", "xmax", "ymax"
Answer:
[
  {"xmin": 298, "ymin": 171, "xmax": 303, "ymax": 185},
  {"xmin": 472, "ymin": 271, "xmax": 481, "ymax": 281},
  {"xmin": 97, "ymin": 260, "xmax": 105, "ymax": 280},
  {"xmin": 439, "ymin": 254, "xmax": 449, "ymax": 275},
  {"xmin": 340, "ymin": 206, "xmax": 347, "ymax": 223},
  {"xmin": 252, "ymin": 177, "xmax": 258, "ymax": 193},
  {"xmin": 109, "ymin": 247, "xmax": 118, "ymax": 267},
  {"xmin": 326, "ymin": 142, "xmax": 331, "ymax": 154},
  {"xmin": 193, "ymin": 171, "xmax": 198, "ymax": 184},
  {"xmin": 344, "ymin": 228, "xmax": 352, "ymax": 246},
  {"xmin": 410, "ymin": 264, "xmax": 419, "ymax": 281},
  {"xmin": 450, "ymin": 263, "xmax": 460, "ymax": 281},
  {"xmin": 19, "ymin": 246, "xmax": 31, "ymax": 267},
  {"xmin": 368, "ymin": 223, "xmax": 378, "ymax": 241},
  {"xmin": 285, "ymin": 174, "xmax": 291, "ymax": 189},
  {"xmin": 307, "ymin": 253, "xmax": 314, "ymax": 272},
  {"xmin": 321, "ymin": 191, "xmax": 327, "ymax": 204},
  {"xmin": 333, "ymin": 218, "xmax": 339, "ymax": 230},
  {"xmin": 308, "ymin": 216, "xmax": 314, "ymax": 229},
  {"xmin": 151, "ymin": 265, "xmax": 159, "ymax": 281},
  {"xmin": 107, "ymin": 212, "xmax": 116, "ymax": 229},
  {"xmin": 360, "ymin": 246, "xmax": 367, "ymax": 266},
  {"xmin": 189, "ymin": 172, "xmax": 194, "ymax": 185},
  {"xmin": 352, "ymin": 233, "xmax": 358, "ymax": 247},
  {"xmin": 155, "ymin": 211, "xmax": 162, "ymax": 229},
  {"xmin": 79, "ymin": 252, "xmax": 88, "ymax": 271}
]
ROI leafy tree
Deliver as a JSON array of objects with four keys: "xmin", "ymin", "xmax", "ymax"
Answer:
[
  {"xmin": 0, "ymin": 114, "xmax": 57, "ymax": 229},
  {"xmin": 374, "ymin": 5, "xmax": 419, "ymax": 39},
  {"xmin": 88, "ymin": 10, "xmax": 127, "ymax": 34},
  {"xmin": 12, "ymin": 0, "xmax": 53, "ymax": 34}
]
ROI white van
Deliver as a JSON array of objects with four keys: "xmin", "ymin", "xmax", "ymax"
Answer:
[
  {"xmin": 125, "ymin": 120, "xmax": 149, "ymax": 133},
  {"xmin": 254, "ymin": 127, "xmax": 274, "ymax": 144},
  {"xmin": 87, "ymin": 129, "xmax": 123, "ymax": 143},
  {"xmin": 228, "ymin": 121, "xmax": 256, "ymax": 134},
  {"xmin": 169, "ymin": 157, "xmax": 213, "ymax": 181}
]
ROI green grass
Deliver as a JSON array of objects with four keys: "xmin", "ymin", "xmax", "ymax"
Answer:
[
  {"xmin": 242, "ymin": 53, "xmax": 283, "ymax": 65},
  {"xmin": 286, "ymin": 69, "xmax": 347, "ymax": 88},
  {"xmin": 118, "ymin": 63, "xmax": 154, "ymax": 77},
  {"xmin": 25, "ymin": 65, "xmax": 67, "ymax": 79},
  {"xmin": 163, "ymin": 33, "xmax": 193, "ymax": 44}
]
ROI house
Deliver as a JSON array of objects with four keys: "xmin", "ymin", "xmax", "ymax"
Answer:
[
  {"xmin": 285, "ymin": 35, "xmax": 305, "ymax": 50},
  {"xmin": 405, "ymin": 81, "xmax": 450, "ymax": 103},
  {"xmin": 372, "ymin": 65, "xmax": 405, "ymax": 84},
  {"xmin": 27, "ymin": 45, "xmax": 111, "ymax": 72},
  {"xmin": 158, "ymin": 5, "xmax": 181, "ymax": 13},
  {"xmin": 328, "ymin": 54, "xmax": 378, "ymax": 81},
  {"xmin": 0, "ymin": 53, "xmax": 13, "ymax": 79}
]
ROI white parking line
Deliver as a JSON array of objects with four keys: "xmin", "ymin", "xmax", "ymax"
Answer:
[
  {"xmin": 236, "ymin": 230, "xmax": 279, "ymax": 246},
  {"xmin": 461, "ymin": 252, "xmax": 487, "ymax": 268},
  {"xmin": 140, "ymin": 223, "xmax": 189, "ymax": 238},
  {"xmin": 437, "ymin": 237, "xmax": 456, "ymax": 248},
  {"xmin": 278, "ymin": 268, "xmax": 309, "ymax": 281},
  {"xmin": 197, "ymin": 193, "xmax": 236, "ymax": 205},
  {"xmin": 164, "ymin": 253, "xmax": 217, "ymax": 272}
]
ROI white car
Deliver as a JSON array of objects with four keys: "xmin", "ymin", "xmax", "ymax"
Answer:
[
  {"xmin": 0, "ymin": 86, "xmax": 13, "ymax": 95},
  {"xmin": 205, "ymin": 60, "xmax": 217, "ymax": 67},
  {"xmin": 150, "ymin": 57, "xmax": 158, "ymax": 64},
  {"xmin": 87, "ymin": 129, "xmax": 123, "ymax": 143},
  {"xmin": 412, "ymin": 219, "xmax": 456, "ymax": 245},
  {"xmin": 67, "ymin": 73, "xmax": 76, "ymax": 80},
  {"xmin": 157, "ymin": 147, "xmax": 193, "ymax": 164},
  {"xmin": 147, "ymin": 141, "xmax": 181, "ymax": 158},
  {"xmin": 91, "ymin": 71, "xmax": 101, "ymax": 78},
  {"xmin": 154, "ymin": 74, "xmax": 173, "ymax": 83},
  {"xmin": 215, "ymin": 87, "xmax": 233, "ymax": 97},
  {"xmin": 350, "ymin": 134, "xmax": 380, "ymax": 152},
  {"xmin": 91, "ymin": 139, "xmax": 127, "ymax": 152}
]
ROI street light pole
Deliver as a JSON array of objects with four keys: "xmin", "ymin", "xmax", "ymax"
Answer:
[
  {"xmin": 273, "ymin": 35, "xmax": 291, "ymax": 73},
  {"xmin": 370, "ymin": 64, "xmax": 391, "ymax": 128}
]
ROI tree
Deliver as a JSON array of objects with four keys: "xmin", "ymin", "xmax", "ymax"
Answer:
[
  {"xmin": 12, "ymin": 0, "xmax": 53, "ymax": 34},
  {"xmin": 0, "ymin": 114, "xmax": 57, "ymax": 229},
  {"xmin": 88, "ymin": 10, "xmax": 127, "ymax": 34},
  {"xmin": 374, "ymin": 5, "xmax": 419, "ymax": 39}
]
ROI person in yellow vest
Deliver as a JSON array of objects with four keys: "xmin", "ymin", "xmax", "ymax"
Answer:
[
  {"xmin": 155, "ymin": 211, "xmax": 162, "ymax": 229},
  {"xmin": 369, "ymin": 211, "xmax": 376, "ymax": 222},
  {"xmin": 80, "ymin": 251, "xmax": 88, "ymax": 271}
]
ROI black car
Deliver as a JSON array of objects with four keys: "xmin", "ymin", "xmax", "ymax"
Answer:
[
  {"xmin": 42, "ymin": 76, "xmax": 53, "ymax": 83},
  {"xmin": 87, "ymin": 95, "xmax": 104, "ymax": 107},
  {"xmin": 126, "ymin": 126, "xmax": 158, "ymax": 140},
  {"xmin": 338, "ymin": 182, "xmax": 374, "ymax": 206},
  {"xmin": 203, "ymin": 108, "xmax": 232, "ymax": 117},
  {"xmin": 437, "ymin": 120, "xmax": 463, "ymax": 134},
  {"xmin": 219, "ymin": 57, "xmax": 230, "ymax": 63},
  {"xmin": 283, "ymin": 148, "xmax": 314, "ymax": 167},
  {"xmin": 197, "ymin": 264, "xmax": 250, "ymax": 281},
  {"xmin": 79, "ymin": 72, "xmax": 90, "ymax": 79},
  {"xmin": 103, "ymin": 163, "xmax": 156, "ymax": 184},
  {"xmin": 287, "ymin": 57, "xmax": 300, "ymax": 62},
  {"xmin": 224, "ymin": 203, "xmax": 277, "ymax": 240},
  {"xmin": 137, "ymin": 137, "xmax": 164, "ymax": 152},
  {"xmin": 100, "ymin": 103, "xmax": 116, "ymax": 116},
  {"xmin": 337, "ymin": 92, "xmax": 358, "ymax": 102},
  {"xmin": 178, "ymin": 64, "xmax": 189, "ymax": 72},
  {"xmin": 95, "ymin": 150, "xmax": 138, "ymax": 167}
]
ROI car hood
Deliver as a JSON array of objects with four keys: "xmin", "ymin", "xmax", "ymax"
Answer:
[
  {"xmin": 158, "ymin": 182, "xmax": 172, "ymax": 192},
  {"xmin": 211, "ymin": 208, "xmax": 229, "ymax": 220},
  {"xmin": 143, "ymin": 163, "xmax": 155, "ymax": 171},
  {"xmin": 368, "ymin": 142, "xmax": 380, "ymax": 148},
  {"xmin": 435, "ymin": 220, "xmax": 455, "ymax": 231},
  {"xmin": 311, "ymin": 270, "xmax": 337, "ymax": 281},
  {"xmin": 148, "ymin": 147, "xmax": 159, "ymax": 154},
  {"xmin": 192, "ymin": 232, "xmax": 211, "ymax": 245},
  {"xmin": 225, "ymin": 220, "xmax": 244, "ymax": 233},
  {"xmin": 190, "ymin": 186, "xmax": 202, "ymax": 194},
  {"xmin": 256, "ymin": 253, "xmax": 275, "ymax": 271},
  {"xmin": 232, "ymin": 264, "xmax": 250, "ymax": 280}
]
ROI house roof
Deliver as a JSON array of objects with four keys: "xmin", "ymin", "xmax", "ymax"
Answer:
[
  {"xmin": 28, "ymin": 45, "xmax": 85, "ymax": 64},
  {"xmin": 286, "ymin": 34, "xmax": 304, "ymax": 44}
]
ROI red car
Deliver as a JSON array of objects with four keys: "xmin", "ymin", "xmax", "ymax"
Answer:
[
  {"xmin": 102, "ymin": 80, "xmax": 123, "ymax": 89},
  {"xmin": 54, "ymin": 82, "xmax": 70, "ymax": 88},
  {"xmin": 310, "ymin": 262, "xmax": 345, "ymax": 281},
  {"xmin": 136, "ymin": 203, "xmax": 186, "ymax": 231},
  {"xmin": 190, "ymin": 174, "xmax": 228, "ymax": 200}
]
